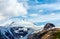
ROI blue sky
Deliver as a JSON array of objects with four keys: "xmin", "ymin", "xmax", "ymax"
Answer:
[{"xmin": 0, "ymin": 0, "xmax": 60, "ymax": 27}]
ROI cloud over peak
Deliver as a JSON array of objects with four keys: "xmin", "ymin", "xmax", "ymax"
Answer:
[{"xmin": 0, "ymin": 0, "xmax": 27, "ymax": 23}]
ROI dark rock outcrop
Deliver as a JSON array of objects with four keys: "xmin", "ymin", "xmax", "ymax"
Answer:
[{"xmin": 43, "ymin": 23, "xmax": 55, "ymax": 30}]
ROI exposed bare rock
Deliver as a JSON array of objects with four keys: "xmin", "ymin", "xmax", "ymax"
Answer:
[{"xmin": 43, "ymin": 23, "xmax": 55, "ymax": 30}]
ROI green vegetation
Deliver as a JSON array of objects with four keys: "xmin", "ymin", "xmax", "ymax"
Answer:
[{"xmin": 53, "ymin": 32, "xmax": 60, "ymax": 39}]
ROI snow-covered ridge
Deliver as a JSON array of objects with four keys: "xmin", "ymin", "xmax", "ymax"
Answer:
[{"xmin": 0, "ymin": 20, "xmax": 44, "ymax": 31}]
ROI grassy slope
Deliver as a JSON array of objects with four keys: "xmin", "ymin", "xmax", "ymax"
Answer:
[
  {"xmin": 41, "ymin": 28, "xmax": 60, "ymax": 39},
  {"xmin": 53, "ymin": 32, "xmax": 60, "ymax": 39}
]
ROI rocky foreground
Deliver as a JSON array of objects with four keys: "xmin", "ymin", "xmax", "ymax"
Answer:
[
  {"xmin": 28, "ymin": 23, "xmax": 60, "ymax": 39},
  {"xmin": 28, "ymin": 28, "xmax": 60, "ymax": 39}
]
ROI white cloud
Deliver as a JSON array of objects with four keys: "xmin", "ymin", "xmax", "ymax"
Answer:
[
  {"xmin": 0, "ymin": 16, "xmax": 6, "ymax": 20},
  {"xmin": 0, "ymin": 0, "xmax": 28, "ymax": 24},
  {"xmin": 27, "ymin": 13, "xmax": 60, "ymax": 22},
  {"xmin": 0, "ymin": 12, "xmax": 8, "ymax": 22},
  {"xmin": 0, "ymin": 0, "xmax": 27, "ymax": 17},
  {"xmin": 29, "ymin": 14, "xmax": 39, "ymax": 17},
  {"xmin": 39, "ymin": 10, "xmax": 43, "ymax": 13},
  {"xmin": 0, "ymin": 0, "xmax": 60, "ymax": 27},
  {"xmin": 30, "ymin": 3, "xmax": 60, "ymax": 12},
  {"xmin": 26, "ymin": 3, "xmax": 60, "ymax": 23},
  {"xmin": 2, "ymin": 0, "xmax": 27, "ymax": 16},
  {"xmin": 50, "ymin": 13, "xmax": 55, "ymax": 16}
]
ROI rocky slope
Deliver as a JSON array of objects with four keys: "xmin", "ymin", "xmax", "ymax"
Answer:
[
  {"xmin": 28, "ymin": 23, "xmax": 60, "ymax": 39},
  {"xmin": 28, "ymin": 28, "xmax": 60, "ymax": 39},
  {"xmin": 0, "ymin": 26, "xmax": 34, "ymax": 39},
  {"xmin": 40, "ymin": 28, "xmax": 60, "ymax": 39}
]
